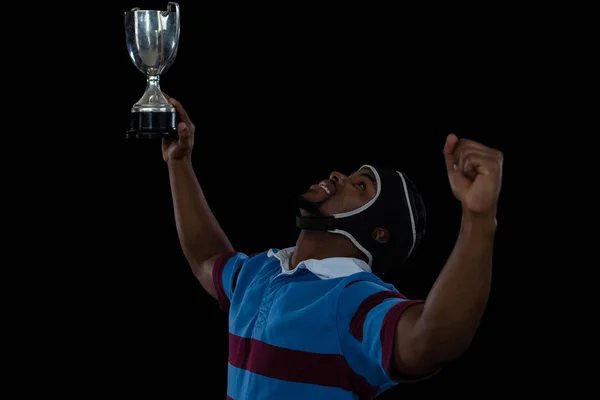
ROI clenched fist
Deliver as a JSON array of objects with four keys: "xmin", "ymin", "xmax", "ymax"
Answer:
[
  {"xmin": 162, "ymin": 94, "xmax": 195, "ymax": 163},
  {"xmin": 443, "ymin": 134, "xmax": 503, "ymax": 216}
]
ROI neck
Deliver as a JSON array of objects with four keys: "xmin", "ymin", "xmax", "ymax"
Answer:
[{"xmin": 290, "ymin": 230, "xmax": 365, "ymax": 270}]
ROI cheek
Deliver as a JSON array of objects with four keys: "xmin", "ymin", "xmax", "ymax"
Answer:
[
  {"xmin": 319, "ymin": 198, "xmax": 337, "ymax": 215},
  {"xmin": 340, "ymin": 197, "xmax": 367, "ymax": 213},
  {"xmin": 322, "ymin": 195, "xmax": 364, "ymax": 215}
]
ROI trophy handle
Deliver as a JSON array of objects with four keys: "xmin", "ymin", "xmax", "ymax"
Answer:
[
  {"xmin": 161, "ymin": 2, "xmax": 180, "ymax": 74},
  {"xmin": 167, "ymin": 2, "xmax": 179, "ymax": 17},
  {"xmin": 166, "ymin": 2, "xmax": 180, "ymax": 33}
]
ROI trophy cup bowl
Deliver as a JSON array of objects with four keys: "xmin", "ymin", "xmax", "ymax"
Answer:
[{"xmin": 125, "ymin": 2, "xmax": 180, "ymax": 139}]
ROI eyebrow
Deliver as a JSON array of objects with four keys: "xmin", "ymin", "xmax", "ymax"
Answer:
[{"xmin": 359, "ymin": 172, "xmax": 377, "ymax": 185}]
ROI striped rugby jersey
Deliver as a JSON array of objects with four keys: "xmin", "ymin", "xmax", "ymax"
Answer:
[{"xmin": 213, "ymin": 247, "xmax": 426, "ymax": 399}]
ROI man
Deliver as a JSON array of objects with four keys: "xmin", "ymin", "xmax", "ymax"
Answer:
[{"xmin": 163, "ymin": 95, "xmax": 503, "ymax": 399}]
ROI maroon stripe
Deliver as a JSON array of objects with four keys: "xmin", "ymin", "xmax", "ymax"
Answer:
[
  {"xmin": 212, "ymin": 251, "xmax": 238, "ymax": 312},
  {"xmin": 350, "ymin": 291, "xmax": 407, "ymax": 342},
  {"xmin": 228, "ymin": 333, "xmax": 378, "ymax": 399},
  {"xmin": 379, "ymin": 300, "xmax": 430, "ymax": 382},
  {"xmin": 226, "ymin": 397, "xmax": 234, "ymax": 400}
]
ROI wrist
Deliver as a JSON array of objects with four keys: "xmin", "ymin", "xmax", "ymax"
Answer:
[
  {"xmin": 461, "ymin": 208, "xmax": 497, "ymax": 235},
  {"xmin": 166, "ymin": 157, "xmax": 192, "ymax": 168}
]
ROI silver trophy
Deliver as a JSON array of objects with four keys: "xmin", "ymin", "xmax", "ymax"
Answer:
[{"xmin": 125, "ymin": 2, "xmax": 180, "ymax": 139}]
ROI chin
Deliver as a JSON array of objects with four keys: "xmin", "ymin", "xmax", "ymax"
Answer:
[{"xmin": 297, "ymin": 193, "xmax": 325, "ymax": 217}]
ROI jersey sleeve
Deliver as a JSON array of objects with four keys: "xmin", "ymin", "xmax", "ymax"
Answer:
[
  {"xmin": 212, "ymin": 251, "xmax": 262, "ymax": 312},
  {"xmin": 336, "ymin": 279, "xmax": 426, "ymax": 391}
]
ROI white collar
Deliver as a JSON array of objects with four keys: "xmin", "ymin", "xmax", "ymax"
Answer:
[{"xmin": 267, "ymin": 247, "xmax": 371, "ymax": 280}]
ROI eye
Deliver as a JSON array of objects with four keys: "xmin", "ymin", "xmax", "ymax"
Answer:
[{"xmin": 356, "ymin": 182, "xmax": 366, "ymax": 190}]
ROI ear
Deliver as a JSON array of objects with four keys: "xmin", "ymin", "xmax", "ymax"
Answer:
[{"xmin": 372, "ymin": 228, "xmax": 389, "ymax": 243}]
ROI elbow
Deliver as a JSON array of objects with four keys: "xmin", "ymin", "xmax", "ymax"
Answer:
[{"xmin": 394, "ymin": 309, "xmax": 479, "ymax": 376}]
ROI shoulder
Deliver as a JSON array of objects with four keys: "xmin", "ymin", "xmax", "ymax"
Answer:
[
  {"xmin": 336, "ymin": 273, "xmax": 402, "ymax": 306},
  {"xmin": 334, "ymin": 273, "xmax": 407, "ymax": 336},
  {"xmin": 234, "ymin": 248, "xmax": 280, "ymax": 274},
  {"xmin": 229, "ymin": 248, "xmax": 283, "ymax": 286}
]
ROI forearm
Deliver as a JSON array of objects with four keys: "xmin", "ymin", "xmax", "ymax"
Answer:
[
  {"xmin": 168, "ymin": 159, "xmax": 233, "ymax": 265},
  {"xmin": 419, "ymin": 209, "xmax": 496, "ymax": 362}
]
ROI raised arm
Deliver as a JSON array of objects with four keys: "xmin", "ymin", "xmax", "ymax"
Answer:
[
  {"xmin": 393, "ymin": 135, "xmax": 503, "ymax": 377},
  {"xmin": 163, "ymin": 96, "xmax": 234, "ymax": 299}
]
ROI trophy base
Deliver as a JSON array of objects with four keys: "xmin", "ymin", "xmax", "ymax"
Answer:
[{"xmin": 126, "ymin": 110, "xmax": 177, "ymax": 140}]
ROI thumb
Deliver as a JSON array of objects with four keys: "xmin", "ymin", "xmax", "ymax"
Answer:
[
  {"xmin": 443, "ymin": 134, "xmax": 459, "ymax": 174},
  {"xmin": 178, "ymin": 122, "xmax": 191, "ymax": 149}
]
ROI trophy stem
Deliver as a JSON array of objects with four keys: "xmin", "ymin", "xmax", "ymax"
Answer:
[
  {"xmin": 147, "ymin": 74, "xmax": 160, "ymax": 89},
  {"xmin": 133, "ymin": 75, "xmax": 170, "ymax": 107},
  {"xmin": 127, "ymin": 74, "xmax": 177, "ymax": 139}
]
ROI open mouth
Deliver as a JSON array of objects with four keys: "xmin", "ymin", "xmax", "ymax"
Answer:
[
  {"xmin": 318, "ymin": 180, "xmax": 331, "ymax": 194},
  {"xmin": 309, "ymin": 179, "xmax": 335, "ymax": 197}
]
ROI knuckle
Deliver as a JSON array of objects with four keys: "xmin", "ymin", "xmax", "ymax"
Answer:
[
  {"xmin": 461, "ymin": 139, "xmax": 476, "ymax": 148},
  {"xmin": 489, "ymin": 150, "xmax": 502, "ymax": 163}
]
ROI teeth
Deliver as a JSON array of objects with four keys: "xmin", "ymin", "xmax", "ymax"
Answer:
[{"xmin": 319, "ymin": 184, "xmax": 331, "ymax": 195}]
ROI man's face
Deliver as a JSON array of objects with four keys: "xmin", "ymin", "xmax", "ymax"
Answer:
[{"xmin": 298, "ymin": 166, "xmax": 378, "ymax": 217}]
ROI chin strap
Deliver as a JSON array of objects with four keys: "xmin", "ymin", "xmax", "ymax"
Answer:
[{"xmin": 296, "ymin": 215, "xmax": 337, "ymax": 231}]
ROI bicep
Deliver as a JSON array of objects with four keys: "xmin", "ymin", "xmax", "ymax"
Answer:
[
  {"xmin": 392, "ymin": 303, "xmax": 440, "ymax": 378},
  {"xmin": 192, "ymin": 253, "xmax": 222, "ymax": 300}
]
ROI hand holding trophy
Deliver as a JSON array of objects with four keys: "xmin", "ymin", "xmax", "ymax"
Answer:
[{"xmin": 124, "ymin": 2, "xmax": 180, "ymax": 139}]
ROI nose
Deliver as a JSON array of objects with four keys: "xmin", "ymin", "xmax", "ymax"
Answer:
[{"xmin": 329, "ymin": 171, "xmax": 347, "ymax": 187}]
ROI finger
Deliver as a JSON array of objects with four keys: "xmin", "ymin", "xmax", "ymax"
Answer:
[
  {"xmin": 162, "ymin": 136, "xmax": 175, "ymax": 147},
  {"xmin": 443, "ymin": 134, "xmax": 460, "ymax": 173},
  {"xmin": 462, "ymin": 159, "xmax": 477, "ymax": 180},
  {"xmin": 167, "ymin": 97, "xmax": 193, "ymax": 126},
  {"xmin": 443, "ymin": 133, "xmax": 459, "ymax": 155},
  {"xmin": 177, "ymin": 122, "xmax": 191, "ymax": 149},
  {"xmin": 457, "ymin": 148, "xmax": 496, "ymax": 170},
  {"xmin": 456, "ymin": 139, "xmax": 501, "ymax": 158},
  {"xmin": 459, "ymin": 153, "xmax": 499, "ymax": 178}
]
